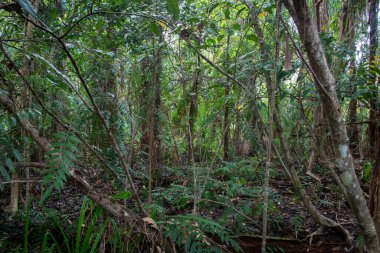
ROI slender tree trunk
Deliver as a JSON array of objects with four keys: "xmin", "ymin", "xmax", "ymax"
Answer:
[
  {"xmin": 368, "ymin": 0, "xmax": 380, "ymax": 239},
  {"xmin": 368, "ymin": 0, "xmax": 379, "ymax": 158},
  {"xmin": 339, "ymin": 0, "xmax": 359, "ymax": 158},
  {"xmin": 262, "ymin": 7, "xmax": 280, "ymax": 252},
  {"xmin": 187, "ymin": 54, "xmax": 200, "ymax": 163},
  {"xmin": 10, "ymin": 0, "xmax": 40, "ymax": 213},
  {"xmin": 145, "ymin": 35, "xmax": 162, "ymax": 205},
  {"xmin": 223, "ymin": 19, "xmax": 231, "ymax": 161},
  {"xmin": 307, "ymin": 0, "xmax": 329, "ymax": 174},
  {"xmin": 314, "ymin": 0, "xmax": 329, "ymax": 32},
  {"xmin": 282, "ymin": 1, "xmax": 380, "ymax": 251}
]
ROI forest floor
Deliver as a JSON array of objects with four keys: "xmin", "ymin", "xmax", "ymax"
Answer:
[{"xmin": 0, "ymin": 161, "xmax": 364, "ymax": 252}]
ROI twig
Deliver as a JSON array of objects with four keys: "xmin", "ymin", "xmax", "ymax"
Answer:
[{"xmin": 2, "ymin": 179, "xmax": 41, "ymax": 184}]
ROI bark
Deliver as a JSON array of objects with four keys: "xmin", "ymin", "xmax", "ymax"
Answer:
[
  {"xmin": 140, "ymin": 35, "xmax": 162, "ymax": 205},
  {"xmin": 307, "ymin": 0, "xmax": 330, "ymax": 174},
  {"xmin": 284, "ymin": 36, "xmax": 292, "ymax": 71},
  {"xmin": 9, "ymin": 0, "xmax": 40, "ymax": 213},
  {"xmin": 187, "ymin": 54, "xmax": 200, "ymax": 163},
  {"xmin": 282, "ymin": 1, "xmax": 380, "ymax": 251},
  {"xmin": 223, "ymin": 22, "xmax": 232, "ymax": 161},
  {"xmin": 9, "ymin": 171, "xmax": 19, "ymax": 213},
  {"xmin": 308, "ymin": 105, "xmax": 328, "ymax": 170},
  {"xmin": 262, "ymin": 7, "xmax": 280, "ymax": 252},
  {"xmin": 314, "ymin": 0, "xmax": 329, "ymax": 32},
  {"xmin": 368, "ymin": 0, "xmax": 380, "ymax": 239},
  {"xmin": 340, "ymin": 0, "xmax": 359, "ymax": 158},
  {"xmin": 149, "ymin": 35, "xmax": 162, "ymax": 197}
]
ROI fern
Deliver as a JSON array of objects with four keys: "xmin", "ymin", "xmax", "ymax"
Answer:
[
  {"xmin": 0, "ymin": 105, "xmax": 41, "ymax": 191},
  {"xmin": 0, "ymin": 164, "xmax": 11, "ymax": 190},
  {"xmin": 41, "ymin": 132, "xmax": 80, "ymax": 203},
  {"xmin": 289, "ymin": 212, "xmax": 305, "ymax": 233},
  {"xmin": 164, "ymin": 215, "xmax": 242, "ymax": 253}
]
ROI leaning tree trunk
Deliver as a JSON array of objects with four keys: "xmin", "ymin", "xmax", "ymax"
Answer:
[{"xmin": 282, "ymin": 0, "xmax": 380, "ymax": 251}]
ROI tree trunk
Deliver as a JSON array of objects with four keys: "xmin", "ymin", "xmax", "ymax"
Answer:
[
  {"xmin": 282, "ymin": 1, "xmax": 380, "ymax": 251},
  {"xmin": 368, "ymin": 0, "xmax": 380, "ymax": 239},
  {"xmin": 223, "ymin": 18, "xmax": 231, "ymax": 161},
  {"xmin": 307, "ymin": 0, "xmax": 330, "ymax": 174},
  {"xmin": 340, "ymin": 0, "xmax": 359, "ymax": 158},
  {"xmin": 187, "ymin": 54, "xmax": 200, "ymax": 164},
  {"xmin": 314, "ymin": 0, "xmax": 329, "ymax": 32},
  {"xmin": 248, "ymin": 2, "xmax": 352, "ymax": 245},
  {"xmin": 141, "ymin": 35, "xmax": 162, "ymax": 205}
]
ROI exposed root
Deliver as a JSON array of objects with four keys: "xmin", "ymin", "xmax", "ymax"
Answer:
[
  {"xmin": 335, "ymin": 223, "xmax": 354, "ymax": 246},
  {"xmin": 306, "ymin": 169, "xmax": 321, "ymax": 183},
  {"xmin": 305, "ymin": 223, "xmax": 353, "ymax": 248},
  {"xmin": 306, "ymin": 226, "xmax": 325, "ymax": 245}
]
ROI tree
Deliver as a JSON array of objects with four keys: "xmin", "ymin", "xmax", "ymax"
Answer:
[{"xmin": 282, "ymin": 0, "xmax": 380, "ymax": 251}]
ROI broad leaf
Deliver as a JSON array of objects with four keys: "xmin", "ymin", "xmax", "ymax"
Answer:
[
  {"xmin": 166, "ymin": 0, "xmax": 180, "ymax": 19},
  {"xmin": 111, "ymin": 191, "xmax": 132, "ymax": 200}
]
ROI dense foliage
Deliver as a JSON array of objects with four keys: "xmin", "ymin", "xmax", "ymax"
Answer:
[{"xmin": 0, "ymin": 0, "xmax": 379, "ymax": 252}]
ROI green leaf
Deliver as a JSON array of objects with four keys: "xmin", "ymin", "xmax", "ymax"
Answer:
[
  {"xmin": 5, "ymin": 158, "xmax": 14, "ymax": 173},
  {"xmin": 231, "ymin": 23, "xmax": 241, "ymax": 31},
  {"xmin": 65, "ymin": 143, "xmax": 79, "ymax": 153},
  {"xmin": 150, "ymin": 22, "xmax": 161, "ymax": 36},
  {"xmin": 13, "ymin": 149, "xmax": 23, "ymax": 162},
  {"xmin": 208, "ymin": 3, "xmax": 219, "ymax": 14},
  {"xmin": 0, "ymin": 165, "xmax": 11, "ymax": 182},
  {"xmin": 53, "ymin": 132, "xmax": 66, "ymax": 139},
  {"xmin": 16, "ymin": 0, "xmax": 41, "ymax": 23},
  {"xmin": 111, "ymin": 191, "xmax": 132, "ymax": 200},
  {"xmin": 57, "ymin": 168, "xmax": 67, "ymax": 182},
  {"xmin": 67, "ymin": 135, "xmax": 80, "ymax": 143},
  {"xmin": 246, "ymin": 33, "xmax": 258, "ymax": 42},
  {"xmin": 62, "ymin": 149, "xmax": 75, "ymax": 160},
  {"xmin": 171, "ymin": 226, "xmax": 181, "ymax": 242},
  {"xmin": 177, "ymin": 228, "xmax": 186, "ymax": 245},
  {"xmin": 224, "ymin": 9, "xmax": 230, "ymax": 19},
  {"xmin": 16, "ymin": 112, "xmax": 24, "ymax": 123},
  {"xmin": 190, "ymin": 241, "xmax": 198, "ymax": 253},
  {"xmin": 40, "ymin": 185, "xmax": 54, "ymax": 203},
  {"xmin": 166, "ymin": 0, "xmax": 180, "ymax": 19},
  {"xmin": 185, "ymin": 236, "xmax": 192, "ymax": 252},
  {"xmin": 59, "ymin": 162, "xmax": 70, "ymax": 175},
  {"xmin": 62, "ymin": 157, "xmax": 74, "ymax": 168},
  {"xmin": 10, "ymin": 116, "xmax": 17, "ymax": 126}
]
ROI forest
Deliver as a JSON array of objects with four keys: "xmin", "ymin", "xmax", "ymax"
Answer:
[{"xmin": 0, "ymin": 0, "xmax": 379, "ymax": 252}]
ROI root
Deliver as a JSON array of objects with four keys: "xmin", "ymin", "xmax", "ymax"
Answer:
[
  {"xmin": 305, "ymin": 223, "xmax": 353, "ymax": 247},
  {"xmin": 306, "ymin": 169, "xmax": 321, "ymax": 183},
  {"xmin": 306, "ymin": 226, "xmax": 325, "ymax": 245}
]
